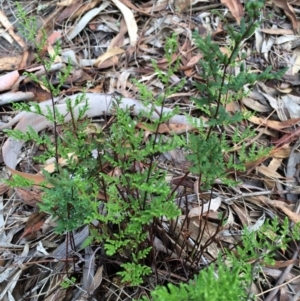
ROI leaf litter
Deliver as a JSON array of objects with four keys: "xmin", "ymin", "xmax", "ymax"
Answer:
[{"xmin": 0, "ymin": 0, "xmax": 300, "ymax": 300}]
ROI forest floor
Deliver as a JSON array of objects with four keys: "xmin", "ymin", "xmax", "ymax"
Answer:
[{"xmin": 1, "ymin": 0, "xmax": 300, "ymax": 300}]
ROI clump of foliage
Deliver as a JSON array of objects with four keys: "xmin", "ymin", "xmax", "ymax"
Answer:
[
  {"xmin": 5, "ymin": 1, "xmax": 300, "ymax": 298},
  {"xmin": 187, "ymin": 0, "xmax": 286, "ymax": 190},
  {"xmin": 139, "ymin": 217, "xmax": 300, "ymax": 301},
  {"xmin": 7, "ymin": 2, "xmax": 184, "ymax": 286}
]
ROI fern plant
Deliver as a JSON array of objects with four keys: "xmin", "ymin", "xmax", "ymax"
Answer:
[
  {"xmin": 81, "ymin": 36, "xmax": 185, "ymax": 285},
  {"xmin": 6, "ymin": 4, "xmax": 184, "ymax": 285},
  {"xmin": 139, "ymin": 261, "xmax": 251, "ymax": 301},
  {"xmin": 187, "ymin": 0, "xmax": 286, "ymax": 189}
]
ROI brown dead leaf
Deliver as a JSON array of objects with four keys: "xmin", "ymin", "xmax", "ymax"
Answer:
[
  {"xmin": 282, "ymin": 73, "xmax": 300, "ymax": 85},
  {"xmin": 56, "ymin": 0, "xmax": 84, "ymax": 22},
  {"xmin": 276, "ymin": 86, "xmax": 293, "ymax": 94},
  {"xmin": 119, "ymin": 0, "xmax": 151, "ymax": 16},
  {"xmin": 15, "ymin": 187, "xmax": 42, "ymax": 207},
  {"xmin": 46, "ymin": 31, "xmax": 62, "ymax": 50},
  {"xmin": 270, "ymin": 145, "xmax": 291, "ymax": 159},
  {"xmin": 256, "ymin": 164, "xmax": 284, "ymax": 179},
  {"xmin": 35, "ymin": 6, "xmax": 65, "ymax": 45},
  {"xmin": 260, "ymin": 28, "xmax": 294, "ymax": 35},
  {"xmin": 260, "ymin": 196, "xmax": 300, "ymax": 223},
  {"xmin": 139, "ymin": 0, "xmax": 169, "ymax": 13},
  {"xmin": 188, "ymin": 218, "xmax": 220, "ymax": 258},
  {"xmin": 262, "ymin": 158, "xmax": 283, "ymax": 188},
  {"xmin": 9, "ymin": 168, "xmax": 45, "ymax": 186},
  {"xmin": 242, "ymin": 97, "xmax": 271, "ymax": 113},
  {"xmin": 0, "ymin": 28, "xmax": 13, "ymax": 44},
  {"xmin": 263, "ymin": 259, "xmax": 297, "ymax": 268},
  {"xmin": 248, "ymin": 114, "xmax": 300, "ymax": 130},
  {"xmin": 67, "ymin": 2, "xmax": 110, "ymax": 40},
  {"xmin": 19, "ymin": 212, "xmax": 47, "ymax": 241},
  {"xmin": 94, "ymin": 47, "xmax": 125, "ymax": 68},
  {"xmin": 172, "ymin": 215, "xmax": 220, "ymax": 258},
  {"xmin": 186, "ymin": 55, "xmax": 203, "ymax": 67},
  {"xmin": 171, "ymin": 175, "xmax": 194, "ymax": 188},
  {"xmin": 43, "ymin": 153, "xmax": 77, "ymax": 173},
  {"xmin": 109, "ymin": 18, "xmax": 127, "ymax": 49},
  {"xmin": 277, "ymin": 205, "xmax": 300, "ymax": 223},
  {"xmin": 98, "ymin": 191, "xmax": 109, "ymax": 201},
  {"xmin": 0, "ymin": 10, "xmax": 26, "ymax": 48},
  {"xmin": 189, "ymin": 197, "xmax": 222, "ymax": 217},
  {"xmin": 111, "ymin": 0, "xmax": 138, "ymax": 46},
  {"xmin": 0, "ymin": 183, "xmax": 9, "ymax": 195},
  {"xmin": 220, "ymin": 0, "xmax": 244, "ymax": 24},
  {"xmin": 48, "ymin": 45, "xmax": 62, "ymax": 64},
  {"xmin": 86, "ymin": 266, "xmax": 103, "ymax": 294},
  {"xmin": 22, "ymin": 84, "xmax": 51, "ymax": 103},
  {"xmin": 290, "ymin": 54, "xmax": 300, "ymax": 75},
  {"xmin": 73, "ymin": 0, "xmax": 103, "ymax": 20},
  {"xmin": 272, "ymin": 0, "xmax": 300, "ymax": 33},
  {"xmin": 219, "ymin": 47, "xmax": 232, "ymax": 57},
  {"xmin": 212, "ymin": 22, "xmax": 226, "ymax": 37},
  {"xmin": 65, "ymin": 69, "xmax": 93, "ymax": 85},
  {"xmin": 231, "ymin": 203, "xmax": 248, "ymax": 226},
  {"xmin": 269, "ymin": 158, "xmax": 282, "ymax": 172}
]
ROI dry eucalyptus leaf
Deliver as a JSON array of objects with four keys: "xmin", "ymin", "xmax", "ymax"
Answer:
[
  {"xmin": 271, "ymin": 0, "xmax": 300, "ymax": 33},
  {"xmin": 242, "ymin": 97, "xmax": 271, "ymax": 112},
  {"xmin": 94, "ymin": 47, "xmax": 125, "ymax": 68},
  {"xmin": 260, "ymin": 28, "xmax": 294, "ymax": 35},
  {"xmin": 67, "ymin": 2, "xmax": 110, "ymax": 40},
  {"xmin": 256, "ymin": 164, "xmax": 284, "ymax": 179},
  {"xmin": 188, "ymin": 197, "xmax": 221, "ymax": 217},
  {"xmin": 188, "ymin": 218, "xmax": 220, "ymax": 258},
  {"xmin": 20, "ymin": 212, "xmax": 47, "ymax": 241},
  {"xmin": 281, "ymin": 95, "xmax": 300, "ymax": 119},
  {"xmin": 15, "ymin": 188, "xmax": 42, "ymax": 207},
  {"xmin": 220, "ymin": 0, "xmax": 244, "ymax": 24},
  {"xmin": 261, "ymin": 196, "xmax": 300, "ymax": 222},
  {"xmin": 111, "ymin": 0, "xmax": 138, "ymax": 46},
  {"xmin": 261, "ymin": 37, "xmax": 274, "ymax": 53},
  {"xmin": 88, "ymin": 266, "xmax": 103, "ymax": 294},
  {"xmin": 248, "ymin": 114, "xmax": 300, "ymax": 130}
]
